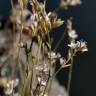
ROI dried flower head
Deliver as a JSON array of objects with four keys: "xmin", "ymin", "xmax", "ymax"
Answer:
[
  {"xmin": 67, "ymin": 18, "xmax": 88, "ymax": 53},
  {"xmin": 68, "ymin": 40, "xmax": 88, "ymax": 53},
  {"xmin": 11, "ymin": 0, "xmax": 64, "ymax": 40},
  {"xmin": 76, "ymin": 41, "xmax": 88, "ymax": 52},
  {"xmin": 68, "ymin": 30, "xmax": 78, "ymax": 39}
]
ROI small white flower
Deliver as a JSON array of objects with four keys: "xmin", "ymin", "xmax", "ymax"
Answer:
[
  {"xmin": 60, "ymin": 57, "xmax": 66, "ymax": 65},
  {"xmin": 77, "ymin": 41, "xmax": 86, "ymax": 48},
  {"xmin": 68, "ymin": 40, "xmax": 88, "ymax": 52},
  {"xmin": 41, "ymin": 80, "xmax": 46, "ymax": 86},
  {"xmin": 57, "ymin": 53, "xmax": 61, "ymax": 58},
  {"xmin": 68, "ymin": 30, "xmax": 78, "ymax": 39},
  {"xmin": 76, "ymin": 41, "xmax": 88, "ymax": 52},
  {"xmin": 36, "ymin": 63, "xmax": 49, "ymax": 73},
  {"xmin": 68, "ymin": 42, "xmax": 76, "ymax": 49},
  {"xmin": 48, "ymin": 52, "xmax": 57, "ymax": 59}
]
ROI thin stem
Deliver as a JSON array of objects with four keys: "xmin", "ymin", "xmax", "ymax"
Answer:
[
  {"xmin": 45, "ymin": 58, "xmax": 71, "ymax": 95},
  {"xmin": 54, "ymin": 23, "xmax": 67, "ymax": 51},
  {"xmin": 42, "ymin": 31, "xmax": 52, "ymax": 96},
  {"xmin": 22, "ymin": 82, "xmax": 26, "ymax": 96},
  {"xmin": 67, "ymin": 51, "xmax": 74, "ymax": 96},
  {"xmin": 10, "ymin": 0, "xmax": 16, "ymax": 78},
  {"xmin": 30, "ymin": 38, "xmax": 42, "ymax": 96},
  {"xmin": 53, "ymin": 64, "xmax": 71, "ymax": 78},
  {"xmin": 54, "ymin": 31, "xmax": 66, "ymax": 51}
]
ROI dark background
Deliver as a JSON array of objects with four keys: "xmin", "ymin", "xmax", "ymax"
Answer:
[{"xmin": 0, "ymin": 0, "xmax": 96, "ymax": 96}]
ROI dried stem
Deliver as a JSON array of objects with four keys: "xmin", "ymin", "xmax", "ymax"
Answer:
[{"xmin": 67, "ymin": 50, "xmax": 74, "ymax": 96}]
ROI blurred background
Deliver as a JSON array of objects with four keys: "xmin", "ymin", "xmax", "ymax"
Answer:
[{"xmin": 0, "ymin": 0, "xmax": 96, "ymax": 96}]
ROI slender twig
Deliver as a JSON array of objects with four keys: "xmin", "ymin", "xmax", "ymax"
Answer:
[
  {"xmin": 50, "ymin": 57, "xmax": 72, "ymax": 82},
  {"xmin": 67, "ymin": 50, "xmax": 74, "ymax": 96},
  {"xmin": 30, "ymin": 38, "xmax": 42, "ymax": 96},
  {"xmin": 54, "ymin": 30, "xmax": 66, "ymax": 51},
  {"xmin": 10, "ymin": 0, "xmax": 16, "ymax": 77},
  {"xmin": 54, "ymin": 23, "xmax": 67, "ymax": 51},
  {"xmin": 42, "ymin": 30, "xmax": 52, "ymax": 96}
]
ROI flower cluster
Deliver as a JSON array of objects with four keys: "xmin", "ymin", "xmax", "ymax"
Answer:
[
  {"xmin": 68, "ymin": 40, "xmax": 88, "ymax": 53},
  {"xmin": 67, "ymin": 19, "xmax": 88, "ymax": 53},
  {"xmin": 48, "ymin": 51, "xmax": 67, "ymax": 67},
  {"xmin": 36, "ymin": 63, "xmax": 49, "ymax": 86},
  {"xmin": 12, "ymin": 0, "xmax": 64, "ymax": 40},
  {"xmin": 48, "ymin": 52, "xmax": 61, "ymax": 59}
]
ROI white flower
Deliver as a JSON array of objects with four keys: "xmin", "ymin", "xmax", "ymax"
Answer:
[
  {"xmin": 77, "ymin": 41, "xmax": 86, "ymax": 47},
  {"xmin": 41, "ymin": 80, "xmax": 46, "ymax": 86},
  {"xmin": 48, "ymin": 52, "xmax": 57, "ymax": 59},
  {"xmin": 37, "ymin": 75, "xmax": 48, "ymax": 86},
  {"xmin": 60, "ymin": 57, "xmax": 66, "ymax": 65},
  {"xmin": 68, "ymin": 30, "xmax": 78, "ymax": 39},
  {"xmin": 68, "ymin": 42, "xmax": 77, "ymax": 49},
  {"xmin": 36, "ymin": 63, "xmax": 49, "ymax": 73},
  {"xmin": 57, "ymin": 53, "xmax": 61, "ymax": 58},
  {"xmin": 76, "ymin": 41, "xmax": 88, "ymax": 52},
  {"xmin": 68, "ymin": 40, "xmax": 88, "ymax": 52}
]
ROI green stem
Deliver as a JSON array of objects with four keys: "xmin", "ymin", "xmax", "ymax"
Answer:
[
  {"xmin": 67, "ymin": 53, "xmax": 74, "ymax": 96},
  {"xmin": 22, "ymin": 84, "xmax": 26, "ymax": 96}
]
